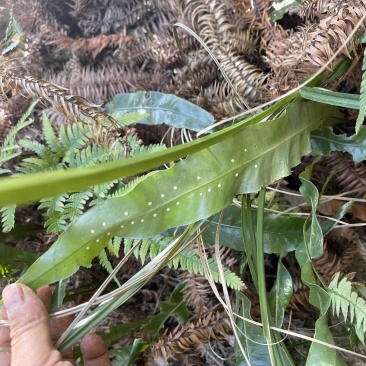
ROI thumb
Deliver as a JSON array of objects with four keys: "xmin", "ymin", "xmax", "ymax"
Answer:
[{"xmin": 2, "ymin": 284, "xmax": 66, "ymax": 366}]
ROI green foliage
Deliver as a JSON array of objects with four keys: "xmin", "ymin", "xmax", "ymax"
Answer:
[
  {"xmin": 125, "ymin": 235, "xmax": 245, "ymax": 291},
  {"xmin": 329, "ymin": 273, "xmax": 366, "ymax": 345},
  {"xmin": 0, "ymin": 100, "xmax": 37, "ymax": 175},
  {"xmin": 105, "ymin": 91, "xmax": 215, "ymax": 132},
  {"xmin": 0, "ymin": 204, "xmax": 16, "ymax": 233},
  {"xmin": 2, "ymin": 7, "xmax": 23, "ymax": 55},
  {"xmin": 356, "ymin": 47, "xmax": 366, "ymax": 133},
  {"xmin": 295, "ymin": 173, "xmax": 347, "ymax": 365},
  {"xmin": 15, "ymin": 101, "xmax": 341, "ymax": 290},
  {"xmin": 311, "ymin": 126, "xmax": 366, "ymax": 163}
]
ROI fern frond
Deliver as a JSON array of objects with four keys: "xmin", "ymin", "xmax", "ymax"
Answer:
[
  {"xmin": 126, "ymin": 236, "xmax": 245, "ymax": 291},
  {"xmin": 130, "ymin": 143, "xmax": 166, "ymax": 157},
  {"xmin": 90, "ymin": 180, "xmax": 119, "ymax": 207},
  {"xmin": 38, "ymin": 194, "xmax": 69, "ymax": 233},
  {"xmin": 328, "ymin": 272, "xmax": 366, "ymax": 344},
  {"xmin": 62, "ymin": 191, "xmax": 93, "ymax": 223},
  {"xmin": 68, "ymin": 144, "xmax": 111, "ymax": 168},
  {"xmin": 356, "ymin": 46, "xmax": 366, "ymax": 133},
  {"xmin": 2, "ymin": 7, "xmax": 23, "ymax": 55},
  {"xmin": 0, "ymin": 203, "xmax": 16, "ymax": 233},
  {"xmin": 109, "ymin": 112, "xmax": 149, "ymax": 127},
  {"xmin": 98, "ymin": 249, "xmax": 121, "ymax": 287},
  {"xmin": 42, "ymin": 112, "xmax": 63, "ymax": 155},
  {"xmin": 0, "ymin": 100, "xmax": 38, "ymax": 169},
  {"xmin": 107, "ymin": 236, "xmax": 122, "ymax": 257},
  {"xmin": 60, "ymin": 123, "xmax": 91, "ymax": 160}
]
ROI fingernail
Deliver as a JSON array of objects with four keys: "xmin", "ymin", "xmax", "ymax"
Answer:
[{"xmin": 3, "ymin": 284, "xmax": 25, "ymax": 313}]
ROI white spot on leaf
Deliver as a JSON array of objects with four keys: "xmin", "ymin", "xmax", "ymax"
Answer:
[
  {"xmin": 91, "ymin": 229, "xmax": 95, "ymax": 234},
  {"xmin": 124, "ymin": 212, "xmax": 128, "ymax": 216},
  {"xmin": 148, "ymin": 202, "xmax": 152, "ymax": 206},
  {"xmin": 161, "ymin": 194, "xmax": 165, "ymax": 198}
]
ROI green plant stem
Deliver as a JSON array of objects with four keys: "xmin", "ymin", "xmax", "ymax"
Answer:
[
  {"xmin": 241, "ymin": 195, "xmax": 258, "ymax": 287},
  {"xmin": 256, "ymin": 188, "xmax": 274, "ymax": 350}
]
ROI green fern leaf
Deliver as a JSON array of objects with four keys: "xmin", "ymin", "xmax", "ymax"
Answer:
[
  {"xmin": 0, "ymin": 100, "xmax": 38, "ymax": 168},
  {"xmin": 329, "ymin": 273, "xmax": 366, "ymax": 344},
  {"xmin": 69, "ymin": 144, "xmax": 111, "ymax": 168},
  {"xmin": 127, "ymin": 236, "xmax": 244, "ymax": 291},
  {"xmin": 18, "ymin": 139, "xmax": 48, "ymax": 156},
  {"xmin": 130, "ymin": 143, "xmax": 166, "ymax": 157},
  {"xmin": 42, "ymin": 112, "xmax": 63, "ymax": 155},
  {"xmin": 0, "ymin": 203, "xmax": 16, "ymax": 233},
  {"xmin": 110, "ymin": 112, "xmax": 150, "ymax": 127},
  {"xmin": 62, "ymin": 191, "xmax": 93, "ymax": 224},
  {"xmin": 107, "ymin": 236, "xmax": 122, "ymax": 257},
  {"xmin": 98, "ymin": 249, "xmax": 121, "ymax": 287},
  {"xmin": 60, "ymin": 123, "xmax": 91, "ymax": 160},
  {"xmin": 356, "ymin": 47, "xmax": 366, "ymax": 133},
  {"xmin": 39, "ymin": 194, "xmax": 69, "ymax": 233}
]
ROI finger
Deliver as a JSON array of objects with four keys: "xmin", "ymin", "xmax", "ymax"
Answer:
[
  {"xmin": 36, "ymin": 286, "xmax": 52, "ymax": 310},
  {"xmin": 81, "ymin": 332, "xmax": 111, "ymax": 366},
  {"xmin": 0, "ymin": 306, "xmax": 10, "ymax": 366},
  {"xmin": 50, "ymin": 312, "xmax": 74, "ymax": 361},
  {"xmin": 2, "ymin": 283, "xmax": 65, "ymax": 366}
]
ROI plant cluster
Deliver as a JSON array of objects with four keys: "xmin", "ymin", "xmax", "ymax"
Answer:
[{"xmin": 1, "ymin": 0, "xmax": 366, "ymax": 365}]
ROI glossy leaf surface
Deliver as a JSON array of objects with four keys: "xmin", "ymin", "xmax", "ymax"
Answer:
[
  {"xmin": 268, "ymin": 260, "xmax": 293, "ymax": 328},
  {"xmin": 18, "ymin": 102, "xmax": 341, "ymax": 289},
  {"xmin": 104, "ymin": 91, "xmax": 215, "ymax": 131},
  {"xmin": 311, "ymin": 126, "xmax": 366, "ymax": 163}
]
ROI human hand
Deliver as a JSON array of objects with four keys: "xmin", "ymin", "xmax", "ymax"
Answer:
[{"xmin": 0, "ymin": 283, "xmax": 111, "ymax": 366}]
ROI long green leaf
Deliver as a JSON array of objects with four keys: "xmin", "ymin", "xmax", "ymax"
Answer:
[
  {"xmin": 300, "ymin": 87, "xmax": 360, "ymax": 110},
  {"xmin": 104, "ymin": 91, "xmax": 214, "ymax": 131},
  {"xmin": 18, "ymin": 101, "xmax": 341, "ymax": 289},
  {"xmin": 295, "ymin": 174, "xmax": 346, "ymax": 365},
  {"xmin": 311, "ymin": 126, "xmax": 366, "ymax": 163},
  {"xmin": 0, "ymin": 98, "xmax": 290, "ymax": 206}
]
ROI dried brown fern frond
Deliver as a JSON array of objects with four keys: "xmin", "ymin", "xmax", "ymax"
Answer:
[
  {"xmin": 324, "ymin": 152, "xmax": 366, "ymax": 199},
  {"xmin": 305, "ymin": 0, "xmax": 366, "ymax": 71},
  {"xmin": 152, "ymin": 310, "xmax": 231, "ymax": 360},
  {"xmin": 231, "ymin": 0, "xmax": 273, "ymax": 29},
  {"xmin": 46, "ymin": 64, "xmax": 134, "ymax": 104},
  {"xmin": 39, "ymin": 23, "xmax": 134, "ymax": 58},
  {"xmin": 2, "ymin": 70, "xmax": 117, "ymax": 144},
  {"xmin": 217, "ymin": 48, "xmax": 268, "ymax": 100},
  {"xmin": 181, "ymin": 273, "xmax": 211, "ymax": 314},
  {"xmin": 164, "ymin": 55, "xmax": 219, "ymax": 98},
  {"xmin": 313, "ymin": 245, "xmax": 343, "ymax": 284},
  {"xmin": 265, "ymin": 27, "xmax": 310, "ymax": 71},
  {"xmin": 151, "ymin": 32, "xmax": 200, "ymax": 69},
  {"xmin": 298, "ymin": 0, "xmax": 335, "ymax": 20}
]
